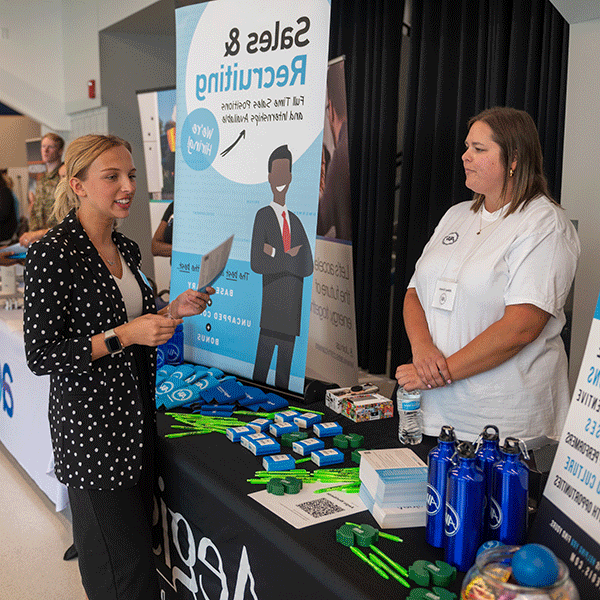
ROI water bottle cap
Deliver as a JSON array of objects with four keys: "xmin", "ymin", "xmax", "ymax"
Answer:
[
  {"xmin": 501, "ymin": 436, "xmax": 521, "ymax": 454},
  {"xmin": 438, "ymin": 425, "xmax": 456, "ymax": 442},
  {"xmin": 456, "ymin": 441, "xmax": 476, "ymax": 459},
  {"xmin": 481, "ymin": 424, "xmax": 499, "ymax": 441}
]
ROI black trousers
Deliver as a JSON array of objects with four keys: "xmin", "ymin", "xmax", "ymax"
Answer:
[
  {"xmin": 253, "ymin": 328, "xmax": 296, "ymax": 389},
  {"xmin": 68, "ymin": 347, "xmax": 160, "ymax": 600}
]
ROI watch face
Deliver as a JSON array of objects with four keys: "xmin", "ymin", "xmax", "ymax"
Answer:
[{"xmin": 105, "ymin": 335, "xmax": 122, "ymax": 353}]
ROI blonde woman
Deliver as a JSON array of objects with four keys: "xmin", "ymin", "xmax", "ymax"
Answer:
[{"xmin": 24, "ymin": 134, "xmax": 213, "ymax": 600}]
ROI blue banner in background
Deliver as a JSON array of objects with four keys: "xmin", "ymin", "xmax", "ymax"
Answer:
[{"xmin": 173, "ymin": 0, "xmax": 331, "ymax": 394}]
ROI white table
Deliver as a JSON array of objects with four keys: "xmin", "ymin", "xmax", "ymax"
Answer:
[{"xmin": 0, "ymin": 308, "xmax": 68, "ymax": 511}]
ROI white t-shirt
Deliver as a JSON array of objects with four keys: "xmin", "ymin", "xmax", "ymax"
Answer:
[
  {"xmin": 408, "ymin": 196, "xmax": 580, "ymax": 442},
  {"xmin": 112, "ymin": 251, "xmax": 144, "ymax": 320}
]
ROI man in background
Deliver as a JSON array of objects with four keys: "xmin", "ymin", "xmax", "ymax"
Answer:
[{"xmin": 20, "ymin": 133, "xmax": 64, "ymax": 247}]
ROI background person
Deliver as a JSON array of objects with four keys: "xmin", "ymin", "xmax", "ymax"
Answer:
[
  {"xmin": 23, "ymin": 134, "xmax": 214, "ymax": 600},
  {"xmin": 20, "ymin": 132, "xmax": 64, "ymax": 247},
  {"xmin": 0, "ymin": 169, "xmax": 18, "ymax": 242},
  {"xmin": 395, "ymin": 107, "xmax": 580, "ymax": 442},
  {"xmin": 151, "ymin": 200, "xmax": 174, "ymax": 257}
]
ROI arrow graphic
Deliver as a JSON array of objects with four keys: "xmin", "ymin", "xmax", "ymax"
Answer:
[{"xmin": 220, "ymin": 130, "xmax": 246, "ymax": 157}]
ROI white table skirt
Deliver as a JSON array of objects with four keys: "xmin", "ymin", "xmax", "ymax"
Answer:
[{"xmin": 0, "ymin": 310, "xmax": 69, "ymax": 511}]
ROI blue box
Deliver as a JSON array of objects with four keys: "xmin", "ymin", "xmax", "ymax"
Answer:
[
  {"xmin": 274, "ymin": 410, "xmax": 301, "ymax": 424},
  {"xmin": 269, "ymin": 422, "xmax": 300, "ymax": 437},
  {"xmin": 240, "ymin": 432, "xmax": 269, "ymax": 449},
  {"xmin": 311, "ymin": 448, "xmax": 345, "ymax": 466},
  {"xmin": 292, "ymin": 437, "xmax": 325, "ymax": 456},
  {"xmin": 226, "ymin": 426, "xmax": 254, "ymax": 442},
  {"xmin": 262, "ymin": 454, "xmax": 296, "ymax": 471},
  {"xmin": 248, "ymin": 418, "xmax": 272, "ymax": 433},
  {"xmin": 294, "ymin": 412, "xmax": 322, "ymax": 428},
  {"xmin": 313, "ymin": 422, "xmax": 343, "ymax": 438},
  {"xmin": 246, "ymin": 436, "xmax": 281, "ymax": 456}
]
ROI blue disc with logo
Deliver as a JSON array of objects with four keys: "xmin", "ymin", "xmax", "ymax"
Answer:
[{"xmin": 181, "ymin": 108, "xmax": 220, "ymax": 171}]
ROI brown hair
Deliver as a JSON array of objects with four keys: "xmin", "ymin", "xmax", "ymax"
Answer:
[
  {"xmin": 52, "ymin": 134, "xmax": 132, "ymax": 223},
  {"xmin": 468, "ymin": 107, "xmax": 556, "ymax": 216}
]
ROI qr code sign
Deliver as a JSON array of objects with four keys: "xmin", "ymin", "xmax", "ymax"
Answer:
[{"xmin": 297, "ymin": 498, "xmax": 345, "ymax": 518}]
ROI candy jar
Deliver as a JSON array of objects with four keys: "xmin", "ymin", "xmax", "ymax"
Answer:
[{"xmin": 461, "ymin": 544, "xmax": 579, "ymax": 600}]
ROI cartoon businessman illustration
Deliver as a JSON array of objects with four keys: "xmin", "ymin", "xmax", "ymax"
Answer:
[{"xmin": 251, "ymin": 144, "xmax": 314, "ymax": 389}]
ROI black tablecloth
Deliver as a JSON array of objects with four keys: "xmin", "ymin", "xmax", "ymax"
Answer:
[{"xmin": 153, "ymin": 403, "xmax": 464, "ymax": 600}]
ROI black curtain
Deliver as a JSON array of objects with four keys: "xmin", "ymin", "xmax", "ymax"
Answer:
[
  {"xmin": 329, "ymin": 0, "xmax": 405, "ymax": 373},
  {"xmin": 389, "ymin": 0, "xmax": 569, "ymax": 375}
]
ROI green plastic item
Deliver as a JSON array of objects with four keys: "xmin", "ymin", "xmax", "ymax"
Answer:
[
  {"xmin": 425, "ymin": 560, "xmax": 456, "ymax": 587},
  {"xmin": 351, "ymin": 448, "xmax": 364, "ymax": 464},
  {"xmin": 369, "ymin": 554, "xmax": 411, "ymax": 588},
  {"xmin": 347, "ymin": 433, "xmax": 364, "ymax": 448},
  {"xmin": 352, "ymin": 524, "xmax": 379, "ymax": 547},
  {"xmin": 369, "ymin": 545, "xmax": 408, "ymax": 577},
  {"xmin": 333, "ymin": 434, "xmax": 350, "ymax": 449},
  {"xmin": 266, "ymin": 479, "xmax": 285, "ymax": 495},
  {"xmin": 281, "ymin": 431, "xmax": 308, "ymax": 446},
  {"xmin": 335, "ymin": 524, "xmax": 356, "ymax": 547},
  {"xmin": 408, "ymin": 560, "xmax": 456, "ymax": 588},
  {"xmin": 407, "ymin": 587, "xmax": 457, "ymax": 600},
  {"xmin": 281, "ymin": 477, "xmax": 303, "ymax": 494}
]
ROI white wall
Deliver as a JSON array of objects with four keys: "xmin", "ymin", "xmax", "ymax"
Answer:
[
  {"xmin": 0, "ymin": 0, "xmax": 158, "ymax": 130},
  {"xmin": 561, "ymin": 18, "xmax": 600, "ymax": 387}
]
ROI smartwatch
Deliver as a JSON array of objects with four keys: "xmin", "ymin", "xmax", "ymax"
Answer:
[{"xmin": 104, "ymin": 329, "xmax": 123, "ymax": 356}]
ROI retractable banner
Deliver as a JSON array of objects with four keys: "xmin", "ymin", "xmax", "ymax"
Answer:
[
  {"xmin": 172, "ymin": 0, "xmax": 331, "ymax": 394},
  {"xmin": 306, "ymin": 57, "xmax": 358, "ymax": 386},
  {"xmin": 529, "ymin": 291, "xmax": 600, "ymax": 596}
]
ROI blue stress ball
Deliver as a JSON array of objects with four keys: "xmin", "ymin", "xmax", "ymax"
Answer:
[{"xmin": 511, "ymin": 544, "xmax": 560, "ymax": 587}]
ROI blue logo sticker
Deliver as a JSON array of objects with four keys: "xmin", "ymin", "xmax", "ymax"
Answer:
[
  {"xmin": 181, "ymin": 108, "xmax": 220, "ymax": 171},
  {"xmin": 427, "ymin": 484, "xmax": 442, "ymax": 516},
  {"xmin": 489, "ymin": 497, "xmax": 503, "ymax": 530},
  {"xmin": 444, "ymin": 503, "xmax": 460, "ymax": 536}
]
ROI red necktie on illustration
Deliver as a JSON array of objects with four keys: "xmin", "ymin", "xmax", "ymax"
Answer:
[{"xmin": 282, "ymin": 211, "xmax": 291, "ymax": 252}]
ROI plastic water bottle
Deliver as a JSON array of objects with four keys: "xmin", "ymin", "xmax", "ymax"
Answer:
[{"xmin": 396, "ymin": 386, "xmax": 423, "ymax": 445}]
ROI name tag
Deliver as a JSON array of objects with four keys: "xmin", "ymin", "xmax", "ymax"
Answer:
[{"xmin": 432, "ymin": 279, "xmax": 457, "ymax": 311}]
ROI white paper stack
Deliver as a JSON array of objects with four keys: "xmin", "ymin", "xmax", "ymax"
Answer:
[{"xmin": 358, "ymin": 448, "xmax": 427, "ymax": 529}]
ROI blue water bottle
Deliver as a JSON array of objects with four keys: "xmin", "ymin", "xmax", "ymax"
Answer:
[
  {"xmin": 444, "ymin": 441, "xmax": 485, "ymax": 572},
  {"xmin": 475, "ymin": 424, "xmax": 502, "ymax": 542},
  {"xmin": 426, "ymin": 425, "xmax": 457, "ymax": 548},
  {"xmin": 489, "ymin": 436, "xmax": 529, "ymax": 545}
]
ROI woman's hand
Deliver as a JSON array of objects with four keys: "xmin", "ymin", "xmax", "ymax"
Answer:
[
  {"xmin": 395, "ymin": 363, "xmax": 427, "ymax": 392},
  {"xmin": 410, "ymin": 342, "xmax": 452, "ymax": 389},
  {"xmin": 0, "ymin": 252, "xmax": 23, "ymax": 267},
  {"xmin": 117, "ymin": 314, "xmax": 183, "ymax": 348},
  {"xmin": 169, "ymin": 286, "xmax": 215, "ymax": 319}
]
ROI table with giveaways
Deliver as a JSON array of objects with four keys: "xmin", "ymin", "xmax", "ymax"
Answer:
[{"xmin": 153, "ymin": 397, "xmax": 463, "ymax": 600}]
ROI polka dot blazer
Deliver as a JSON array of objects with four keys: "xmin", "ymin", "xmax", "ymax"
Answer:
[{"xmin": 23, "ymin": 209, "xmax": 157, "ymax": 490}]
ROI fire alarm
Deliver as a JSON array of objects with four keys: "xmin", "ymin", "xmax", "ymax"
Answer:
[{"xmin": 88, "ymin": 80, "xmax": 96, "ymax": 99}]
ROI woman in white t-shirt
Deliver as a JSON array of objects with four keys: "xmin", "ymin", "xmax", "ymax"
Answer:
[{"xmin": 395, "ymin": 107, "xmax": 580, "ymax": 442}]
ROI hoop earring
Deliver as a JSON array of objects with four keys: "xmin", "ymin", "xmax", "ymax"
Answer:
[{"xmin": 509, "ymin": 168, "xmax": 514, "ymax": 177}]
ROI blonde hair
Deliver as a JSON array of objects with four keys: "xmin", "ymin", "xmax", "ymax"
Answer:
[
  {"xmin": 52, "ymin": 134, "xmax": 132, "ymax": 223},
  {"xmin": 468, "ymin": 107, "xmax": 556, "ymax": 217}
]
